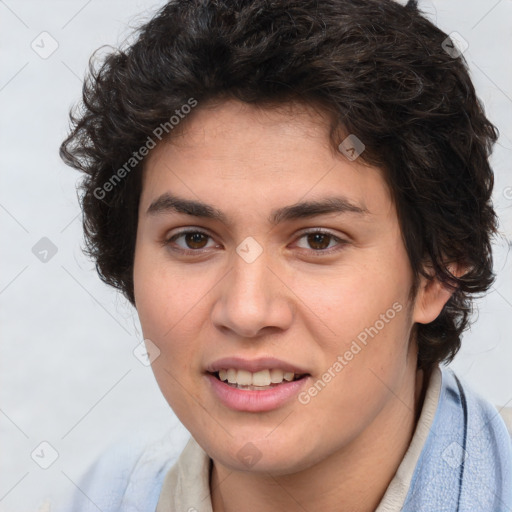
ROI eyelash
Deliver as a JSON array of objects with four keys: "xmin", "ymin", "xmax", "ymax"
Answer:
[{"xmin": 163, "ymin": 228, "xmax": 348, "ymax": 256}]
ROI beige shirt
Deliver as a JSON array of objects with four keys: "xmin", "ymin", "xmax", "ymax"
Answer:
[{"xmin": 155, "ymin": 367, "xmax": 511, "ymax": 511}]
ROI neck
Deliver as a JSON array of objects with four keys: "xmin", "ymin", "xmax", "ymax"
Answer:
[{"xmin": 211, "ymin": 366, "xmax": 427, "ymax": 512}]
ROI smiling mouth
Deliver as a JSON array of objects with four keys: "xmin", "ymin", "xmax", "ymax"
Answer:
[{"xmin": 209, "ymin": 370, "xmax": 309, "ymax": 391}]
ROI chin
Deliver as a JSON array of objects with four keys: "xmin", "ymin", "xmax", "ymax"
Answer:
[{"xmin": 206, "ymin": 436, "xmax": 319, "ymax": 476}]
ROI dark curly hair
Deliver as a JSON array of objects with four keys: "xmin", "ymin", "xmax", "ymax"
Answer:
[{"xmin": 60, "ymin": 0, "xmax": 499, "ymax": 370}]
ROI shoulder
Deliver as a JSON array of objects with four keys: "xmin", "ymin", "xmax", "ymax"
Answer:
[
  {"xmin": 58, "ymin": 431, "xmax": 185, "ymax": 512},
  {"xmin": 498, "ymin": 407, "xmax": 512, "ymax": 438},
  {"xmin": 439, "ymin": 367, "xmax": 512, "ymax": 440},
  {"xmin": 402, "ymin": 367, "xmax": 512, "ymax": 508},
  {"xmin": 450, "ymin": 369, "xmax": 512, "ymax": 440}
]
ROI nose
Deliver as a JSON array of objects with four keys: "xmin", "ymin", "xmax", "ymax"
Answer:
[{"xmin": 211, "ymin": 245, "xmax": 294, "ymax": 338}]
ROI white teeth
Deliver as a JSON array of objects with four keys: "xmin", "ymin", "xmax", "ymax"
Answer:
[
  {"xmin": 252, "ymin": 369, "xmax": 271, "ymax": 387},
  {"xmin": 236, "ymin": 369, "xmax": 253, "ymax": 386},
  {"xmin": 227, "ymin": 368, "xmax": 237, "ymax": 384},
  {"xmin": 216, "ymin": 368, "xmax": 302, "ymax": 386},
  {"xmin": 270, "ymin": 368, "xmax": 285, "ymax": 383}
]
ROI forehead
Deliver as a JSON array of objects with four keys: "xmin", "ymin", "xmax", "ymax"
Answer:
[
  {"xmin": 140, "ymin": 99, "xmax": 393, "ymax": 219},
  {"xmin": 148, "ymin": 99, "xmax": 336, "ymax": 164}
]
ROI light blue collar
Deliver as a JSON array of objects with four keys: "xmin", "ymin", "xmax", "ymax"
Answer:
[{"xmin": 402, "ymin": 367, "xmax": 512, "ymax": 511}]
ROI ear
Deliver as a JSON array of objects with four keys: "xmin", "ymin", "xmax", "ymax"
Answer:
[{"xmin": 412, "ymin": 264, "xmax": 463, "ymax": 324}]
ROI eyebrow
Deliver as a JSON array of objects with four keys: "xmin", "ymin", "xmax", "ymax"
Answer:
[{"xmin": 146, "ymin": 192, "xmax": 369, "ymax": 225}]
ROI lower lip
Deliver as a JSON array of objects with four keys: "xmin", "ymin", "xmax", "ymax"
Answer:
[{"xmin": 206, "ymin": 373, "xmax": 310, "ymax": 412}]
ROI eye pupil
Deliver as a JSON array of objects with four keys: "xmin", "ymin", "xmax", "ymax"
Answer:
[
  {"xmin": 186, "ymin": 232, "xmax": 208, "ymax": 249},
  {"xmin": 308, "ymin": 233, "xmax": 330, "ymax": 250}
]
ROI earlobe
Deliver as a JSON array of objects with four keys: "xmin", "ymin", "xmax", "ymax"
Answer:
[{"xmin": 412, "ymin": 264, "xmax": 461, "ymax": 325}]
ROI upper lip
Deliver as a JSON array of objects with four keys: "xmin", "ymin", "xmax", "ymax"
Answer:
[{"xmin": 206, "ymin": 356, "xmax": 310, "ymax": 375}]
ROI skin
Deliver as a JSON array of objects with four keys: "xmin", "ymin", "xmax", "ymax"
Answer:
[{"xmin": 133, "ymin": 99, "xmax": 454, "ymax": 511}]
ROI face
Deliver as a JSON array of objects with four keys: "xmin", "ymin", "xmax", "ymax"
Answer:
[{"xmin": 133, "ymin": 99, "xmax": 444, "ymax": 475}]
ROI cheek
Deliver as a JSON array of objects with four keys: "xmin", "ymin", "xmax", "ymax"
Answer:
[
  {"xmin": 288, "ymin": 254, "xmax": 411, "ymax": 341},
  {"xmin": 288, "ymin": 251, "xmax": 413, "ymax": 398},
  {"xmin": 133, "ymin": 253, "xmax": 208, "ymax": 414},
  {"xmin": 134, "ymin": 238, "xmax": 203, "ymax": 331},
  {"xmin": 299, "ymin": 300, "xmax": 413, "ymax": 440},
  {"xmin": 133, "ymin": 248, "xmax": 220, "ymax": 402},
  {"xmin": 135, "ymin": 271, "xmax": 205, "ymax": 349}
]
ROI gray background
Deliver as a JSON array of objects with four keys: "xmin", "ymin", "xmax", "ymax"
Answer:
[{"xmin": 1, "ymin": 1, "xmax": 511, "ymax": 510}]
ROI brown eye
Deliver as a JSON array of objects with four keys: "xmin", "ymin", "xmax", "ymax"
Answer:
[
  {"xmin": 294, "ymin": 230, "xmax": 348, "ymax": 254},
  {"xmin": 183, "ymin": 232, "xmax": 209, "ymax": 249},
  {"xmin": 165, "ymin": 230, "xmax": 216, "ymax": 252},
  {"xmin": 306, "ymin": 233, "xmax": 332, "ymax": 250}
]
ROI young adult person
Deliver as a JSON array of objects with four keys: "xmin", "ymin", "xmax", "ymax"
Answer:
[{"xmin": 59, "ymin": 0, "xmax": 512, "ymax": 510}]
